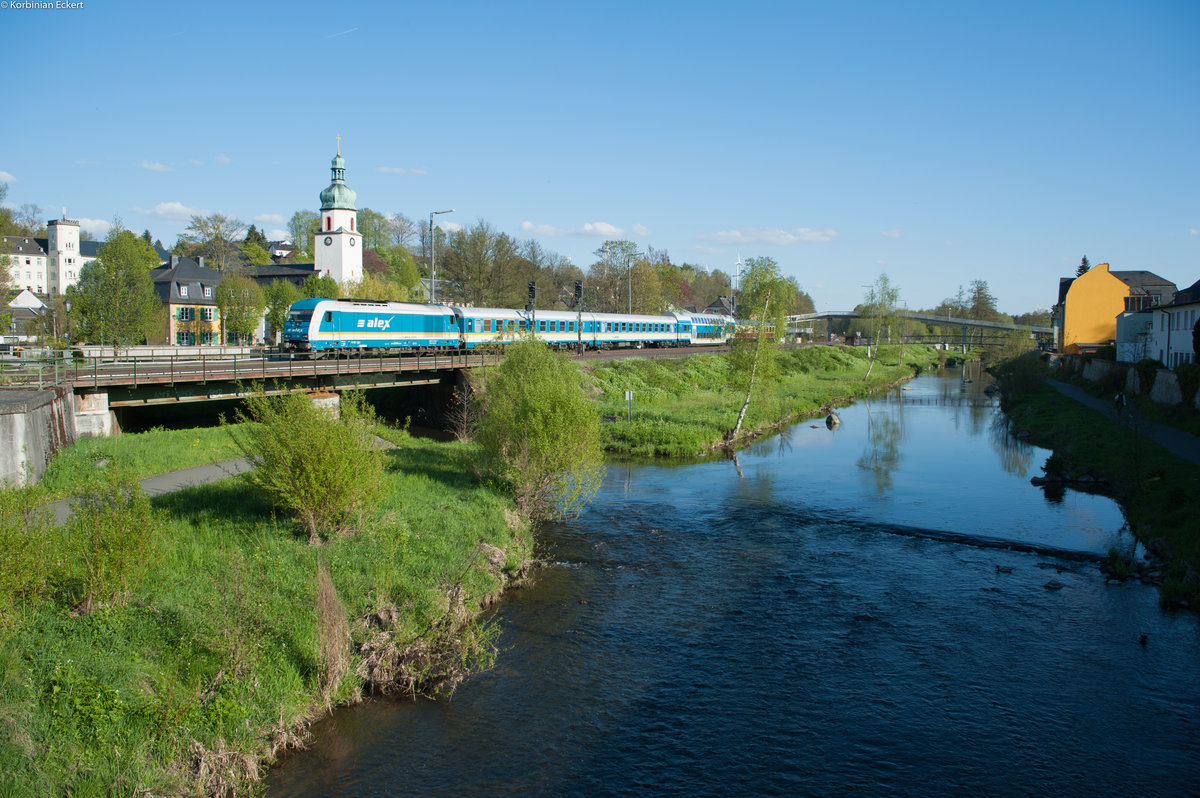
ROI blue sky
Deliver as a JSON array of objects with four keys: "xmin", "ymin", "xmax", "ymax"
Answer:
[{"xmin": 3, "ymin": 0, "xmax": 1196, "ymax": 313}]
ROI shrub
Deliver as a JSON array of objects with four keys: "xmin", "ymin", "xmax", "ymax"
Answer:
[
  {"xmin": 1135, "ymin": 359, "xmax": 1162, "ymax": 394},
  {"xmin": 476, "ymin": 340, "xmax": 603, "ymax": 520},
  {"xmin": 66, "ymin": 468, "xmax": 159, "ymax": 609},
  {"xmin": 0, "ymin": 486, "xmax": 53, "ymax": 623},
  {"xmin": 230, "ymin": 390, "xmax": 384, "ymax": 543},
  {"xmin": 1174, "ymin": 363, "xmax": 1200, "ymax": 404}
]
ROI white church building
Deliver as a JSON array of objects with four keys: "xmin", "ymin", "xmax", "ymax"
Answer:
[{"xmin": 313, "ymin": 145, "xmax": 363, "ymax": 285}]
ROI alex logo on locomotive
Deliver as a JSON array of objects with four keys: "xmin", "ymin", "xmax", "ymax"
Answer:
[{"xmin": 356, "ymin": 318, "xmax": 393, "ymax": 331}]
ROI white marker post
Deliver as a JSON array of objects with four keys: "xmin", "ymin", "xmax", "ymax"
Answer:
[{"xmin": 625, "ymin": 390, "xmax": 633, "ymax": 422}]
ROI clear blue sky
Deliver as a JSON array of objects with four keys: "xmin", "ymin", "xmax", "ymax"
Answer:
[{"xmin": 3, "ymin": 0, "xmax": 1196, "ymax": 313}]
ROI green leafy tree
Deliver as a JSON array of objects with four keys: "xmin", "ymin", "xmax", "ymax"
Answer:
[
  {"xmin": 476, "ymin": 340, "xmax": 603, "ymax": 520},
  {"xmin": 729, "ymin": 256, "xmax": 788, "ymax": 437},
  {"xmin": 587, "ymin": 240, "xmax": 643, "ymax": 313},
  {"xmin": 288, "ymin": 210, "xmax": 320, "ymax": 258},
  {"xmin": 240, "ymin": 242, "xmax": 273, "ymax": 266},
  {"xmin": 216, "ymin": 274, "xmax": 265, "ymax": 343},
  {"xmin": 230, "ymin": 390, "xmax": 384, "ymax": 543},
  {"xmin": 440, "ymin": 221, "xmax": 533, "ymax": 307},
  {"xmin": 342, "ymin": 273, "xmax": 407, "ymax": 302},
  {"xmin": 356, "ymin": 207, "xmax": 389, "ymax": 251},
  {"xmin": 67, "ymin": 227, "xmax": 161, "ymax": 348},
  {"xmin": 181, "ymin": 212, "xmax": 247, "ymax": 273},
  {"xmin": 968, "ymin": 279, "xmax": 1000, "ymax": 322},
  {"xmin": 303, "ymin": 272, "xmax": 339, "ymax": 299},
  {"xmin": 263, "ymin": 279, "xmax": 303, "ymax": 343},
  {"xmin": 380, "ymin": 245, "xmax": 420, "ymax": 290},
  {"xmin": 860, "ymin": 273, "xmax": 900, "ymax": 379}
]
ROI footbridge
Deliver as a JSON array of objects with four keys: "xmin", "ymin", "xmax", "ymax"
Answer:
[{"xmin": 788, "ymin": 310, "xmax": 1054, "ymax": 347}]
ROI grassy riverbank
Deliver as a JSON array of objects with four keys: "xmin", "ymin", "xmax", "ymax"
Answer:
[
  {"xmin": 0, "ymin": 428, "xmax": 527, "ymax": 796},
  {"xmin": 995, "ymin": 356, "xmax": 1200, "ymax": 608},
  {"xmin": 586, "ymin": 343, "xmax": 945, "ymax": 456}
]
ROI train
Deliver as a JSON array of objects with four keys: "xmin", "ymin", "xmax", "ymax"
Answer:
[{"xmin": 281, "ymin": 298, "xmax": 735, "ymax": 356}]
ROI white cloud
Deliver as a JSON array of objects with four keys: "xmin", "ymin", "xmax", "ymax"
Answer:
[
  {"xmin": 1190, "ymin": 227, "xmax": 1198, "ymax": 236},
  {"xmin": 0, "ymin": 170, "xmax": 18, "ymax": 182},
  {"xmin": 133, "ymin": 201, "xmax": 208, "ymax": 221},
  {"xmin": 188, "ymin": 159, "xmax": 203, "ymax": 166},
  {"xmin": 215, "ymin": 154, "xmax": 232, "ymax": 164},
  {"xmin": 376, "ymin": 166, "xmax": 428, "ymax": 175},
  {"xmin": 881, "ymin": 229, "xmax": 902, "ymax": 238},
  {"xmin": 521, "ymin": 220, "xmax": 624, "ymax": 238},
  {"xmin": 442, "ymin": 221, "xmax": 463, "ymax": 233},
  {"xmin": 141, "ymin": 160, "xmax": 172, "ymax": 172},
  {"xmin": 633, "ymin": 223, "xmax": 651, "ymax": 237},
  {"xmin": 699, "ymin": 227, "xmax": 838, "ymax": 246},
  {"xmin": 74, "ymin": 160, "xmax": 98, "ymax": 166},
  {"xmin": 76, "ymin": 217, "xmax": 113, "ymax": 237},
  {"xmin": 268, "ymin": 228, "xmax": 289, "ymax": 241},
  {"xmin": 254, "ymin": 213, "xmax": 286, "ymax": 225}
]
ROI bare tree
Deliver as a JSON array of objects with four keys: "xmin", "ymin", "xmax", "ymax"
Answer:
[{"xmin": 182, "ymin": 212, "xmax": 248, "ymax": 273}]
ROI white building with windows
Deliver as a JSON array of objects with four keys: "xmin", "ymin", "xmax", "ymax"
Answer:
[
  {"xmin": 1149, "ymin": 278, "xmax": 1200, "ymax": 368},
  {"xmin": 313, "ymin": 145, "xmax": 362, "ymax": 285},
  {"xmin": 1, "ymin": 217, "xmax": 99, "ymax": 295}
]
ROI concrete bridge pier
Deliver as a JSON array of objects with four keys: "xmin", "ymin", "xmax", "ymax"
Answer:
[{"xmin": 76, "ymin": 390, "xmax": 120, "ymax": 438}]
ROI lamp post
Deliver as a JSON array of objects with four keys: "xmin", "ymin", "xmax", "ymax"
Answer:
[
  {"xmin": 429, "ymin": 209, "xmax": 454, "ymax": 304},
  {"xmin": 64, "ymin": 299, "xmax": 71, "ymax": 345}
]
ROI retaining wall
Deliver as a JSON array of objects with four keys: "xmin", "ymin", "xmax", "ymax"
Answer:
[{"xmin": 0, "ymin": 387, "xmax": 77, "ymax": 486}]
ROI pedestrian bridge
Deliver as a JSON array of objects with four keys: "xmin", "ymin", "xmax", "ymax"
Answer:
[{"xmin": 788, "ymin": 310, "xmax": 1054, "ymax": 345}]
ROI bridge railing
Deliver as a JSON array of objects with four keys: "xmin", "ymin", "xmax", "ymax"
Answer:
[{"xmin": 0, "ymin": 349, "xmax": 502, "ymax": 391}]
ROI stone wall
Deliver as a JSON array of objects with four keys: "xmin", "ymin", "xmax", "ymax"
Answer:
[{"xmin": 0, "ymin": 387, "xmax": 77, "ymax": 486}]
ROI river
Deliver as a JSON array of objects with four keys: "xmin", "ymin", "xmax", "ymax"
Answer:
[{"xmin": 267, "ymin": 367, "xmax": 1200, "ymax": 797}]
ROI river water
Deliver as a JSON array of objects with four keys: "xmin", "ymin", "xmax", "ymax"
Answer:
[{"xmin": 267, "ymin": 368, "xmax": 1200, "ymax": 797}]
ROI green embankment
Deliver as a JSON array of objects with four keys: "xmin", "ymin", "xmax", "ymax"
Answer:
[
  {"xmin": 0, "ymin": 429, "xmax": 527, "ymax": 796},
  {"xmin": 586, "ymin": 344, "xmax": 944, "ymax": 457},
  {"xmin": 995, "ymin": 355, "xmax": 1200, "ymax": 608}
]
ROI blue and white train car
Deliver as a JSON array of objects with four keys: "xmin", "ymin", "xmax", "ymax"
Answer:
[
  {"xmin": 681, "ymin": 312, "xmax": 733, "ymax": 345},
  {"xmin": 282, "ymin": 298, "xmax": 459, "ymax": 355}
]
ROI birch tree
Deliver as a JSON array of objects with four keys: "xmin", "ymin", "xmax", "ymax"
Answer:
[{"xmin": 730, "ymin": 257, "xmax": 787, "ymax": 439}]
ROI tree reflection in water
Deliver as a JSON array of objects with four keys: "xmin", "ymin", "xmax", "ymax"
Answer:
[
  {"xmin": 989, "ymin": 411, "xmax": 1035, "ymax": 478},
  {"xmin": 857, "ymin": 401, "xmax": 904, "ymax": 493}
]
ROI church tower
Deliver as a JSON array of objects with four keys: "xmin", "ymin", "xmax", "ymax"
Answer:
[{"xmin": 314, "ymin": 140, "xmax": 362, "ymax": 285}]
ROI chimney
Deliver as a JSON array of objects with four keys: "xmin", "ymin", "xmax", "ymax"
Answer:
[
  {"xmin": 171, "ymin": 255, "xmax": 179, "ymax": 267},
  {"xmin": 197, "ymin": 256, "xmax": 205, "ymax": 269}
]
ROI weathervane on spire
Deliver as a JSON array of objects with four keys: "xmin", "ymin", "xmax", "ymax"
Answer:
[{"xmin": 336, "ymin": 134, "xmax": 341, "ymax": 156}]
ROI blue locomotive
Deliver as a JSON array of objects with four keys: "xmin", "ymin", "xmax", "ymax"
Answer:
[{"xmin": 282, "ymin": 298, "xmax": 734, "ymax": 356}]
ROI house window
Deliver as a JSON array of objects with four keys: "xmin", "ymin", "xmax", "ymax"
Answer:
[
  {"xmin": 177, "ymin": 307, "xmax": 195, "ymax": 321},
  {"xmin": 175, "ymin": 331, "xmax": 195, "ymax": 346},
  {"xmin": 204, "ymin": 286, "xmax": 212, "ymax": 298},
  {"xmin": 201, "ymin": 307, "xmax": 214, "ymax": 321},
  {"xmin": 200, "ymin": 331, "xmax": 216, "ymax": 345},
  {"xmin": 180, "ymin": 285, "xmax": 189, "ymax": 298}
]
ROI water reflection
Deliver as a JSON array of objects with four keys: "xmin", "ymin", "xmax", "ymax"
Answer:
[
  {"xmin": 989, "ymin": 411, "xmax": 1035, "ymax": 478},
  {"xmin": 857, "ymin": 401, "xmax": 904, "ymax": 492}
]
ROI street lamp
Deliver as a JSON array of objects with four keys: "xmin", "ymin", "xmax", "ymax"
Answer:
[{"xmin": 429, "ymin": 209, "xmax": 454, "ymax": 304}]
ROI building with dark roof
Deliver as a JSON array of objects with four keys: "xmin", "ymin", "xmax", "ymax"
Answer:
[
  {"xmin": 1060, "ymin": 262, "xmax": 1176, "ymax": 354},
  {"xmin": 1148, "ymin": 276, "xmax": 1200, "ymax": 368}
]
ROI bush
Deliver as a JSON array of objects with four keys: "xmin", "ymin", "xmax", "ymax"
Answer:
[
  {"xmin": 1135, "ymin": 359, "xmax": 1162, "ymax": 394},
  {"xmin": 1174, "ymin": 363, "xmax": 1200, "ymax": 404},
  {"xmin": 66, "ymin": 468, "xmax": 159, "ymax": 609},
  {"xmin": 0, "ymin": 486, "xmax": 53, "ymax": 624},
  {"xmin": 230, "ymin": 390, "xmax": 384, "ymax": 542},
  {"xmin": 476, "ymin": 340, "xmax": 603, "ymax": 520}
]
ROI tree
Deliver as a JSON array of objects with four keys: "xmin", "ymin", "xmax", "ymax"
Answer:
[
  {"xmin": 244, "ymin": 224, "xmax": 269, "ymax": 249},
  {"xmin": 230, "ymin": 390, "xmax": 384, "ymax": 543},
  {"xmin": 181, "ymin": 212, "xmax": 247, "ymax": 273},
  {"xmin": 341, "ymin": 273, "xmax": 407, "ymax": 302},
  {"xmin": 303, "ymin": 272, "xmax": 339, "ymax": 299},
  {"xmin": 380, "ymin": 245, "xmax": 419, "ymax": 290},
  {"xmin": 216, "ymin": 274, "xmax": 265, "ymax": 344},
  {"xmin": 440, "ymin": 221, "xmax": 533, "ymax": 308},
  {"xmin": 476, "ymin": 340, "xmax": 603, "ymax": 521},
  {"xmin": 385, "ymin": 212, "xmax": 419, "ymax": 249},
  {"xmin": 240, "ymin": 242, "xmax": 273, "ymax": 266},
  {"xmin": 967, "ymin": 279, "xmax": 1000, "ymax": 322},
  {"xmin": 860, "ymin": 273, "xmax": 900, "ymax": 379},
  {"xmin": 141, "ymin": 229, "xmax": 153, "ymax": 244},
  {"xmin": 356, "ymin": 207, "xmax": 389, "ymax": 251},
  {"xmin": 288, "ymin": 210, "xmax": 320, "ymax": 259},
  {"xmin": 729, "ymin": 257, "xmax": 788, "ymax": 437},
  {"xmin": 263, "ymin": 279, "xmax": 303, "ymax": 343},
  {"xmin": 1076, "ymin": 256, "xmax": 1090, "ymax": 277},
  {"xmin": 67, "ymin": 227, "xmax": 161, "ymax": 349}
]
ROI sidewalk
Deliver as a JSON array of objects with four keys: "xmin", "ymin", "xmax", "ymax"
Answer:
[
  {"xmin": 44, "ymin": 458, "xmax": 253, "ymax": 525},
  {"xmin": 1043, "ymin": 379, "xmax": 1200, "ymax": 467}
]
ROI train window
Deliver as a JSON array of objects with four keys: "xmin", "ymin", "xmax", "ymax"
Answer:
[
  {"xmin": 484, "ymin": 319, "xmax": 492, "ymax": 333},
  {"xmin": 468, "ymin": 320, "xmax": 474, "ymax": 332},
  {"xmin": 324, "ymin": 311, "xmax": 332, "ymax": 323},
  {"xmin": 569, "ymin": 321, "xmax": 575, "ymax": 332},
  {"xmin": 539, "ymin": 320, "xmax": 546, "ymax": 332}
]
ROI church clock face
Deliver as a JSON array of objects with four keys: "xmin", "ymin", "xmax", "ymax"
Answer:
[
  {"xmin": 350, "ymin": 238, "xmax": 356, "ymax": 247},
  {"xmin": 324, "ymin": 236, "xmax": 333, "ymax": 246}
]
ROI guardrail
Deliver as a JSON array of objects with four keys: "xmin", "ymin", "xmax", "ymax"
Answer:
[{"xmin": 0, "ymin": 350, "xmax": 501, "ymax": 391}]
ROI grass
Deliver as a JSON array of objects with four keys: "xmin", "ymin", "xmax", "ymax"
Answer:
[
  {"xmin": 0, "ymin": 429, "xmax": 526, "ymax": 796},
  {"xmin": 585, "ymin": 344, "xmax": 944, "ymax": 456},
  {"xmin": 35, "ymin": 425, "xmax": 246, "ymax": 501}
]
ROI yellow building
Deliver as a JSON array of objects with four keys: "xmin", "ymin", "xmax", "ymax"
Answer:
[
  {"xmin": 149, "ymin": 256, "xmax": 223, "ymax": 346},
  {"xmin": 1061, "ymin": 263, "xmax": 1175, "ymax": 354}
]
